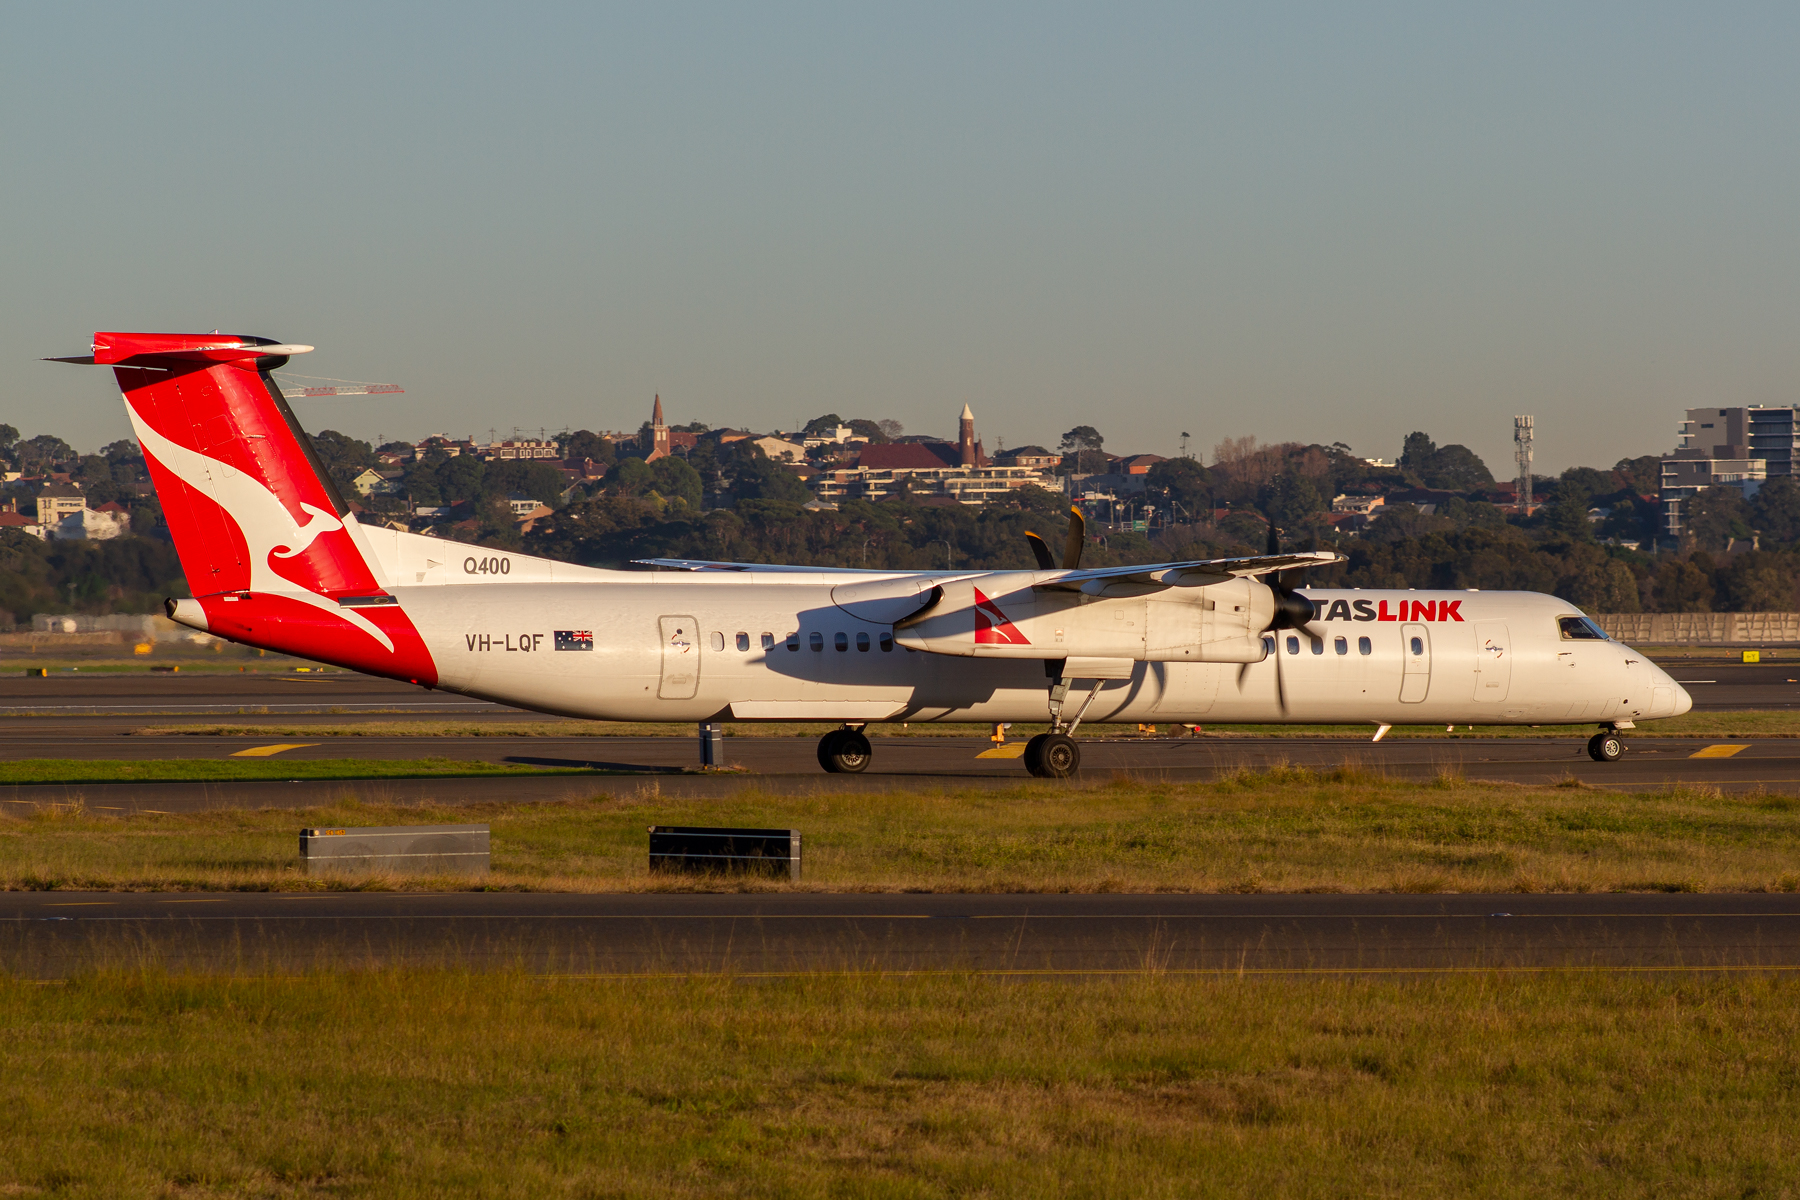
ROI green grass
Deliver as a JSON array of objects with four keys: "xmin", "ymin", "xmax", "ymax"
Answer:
[
  {"xmin": 0, "ymin": 758, "xmax": 606, "ymax": 785},
  {"xmin": 6, "ymin": 769, "xmax": 1800, "ymax": 893},
  {"xmin": 0, "ymin": 970, "xmax": 1796, "ymax": 1197}
]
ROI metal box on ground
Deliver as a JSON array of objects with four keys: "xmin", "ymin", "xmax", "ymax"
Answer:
[
  {"xmin": 301, "ymin": 824, "xmax": 490, "ymax": 877},
  {"xmin": 649, "ymin": 826, "xmax": 801, "ymax": 880}
]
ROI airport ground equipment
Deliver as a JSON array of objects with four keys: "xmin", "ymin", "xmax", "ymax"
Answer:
[
  {"xmin": 301, "ymin": 824, "xmax": 489, "ymax": 877},
  {"xmin": 649, "ymin": 826, "xmax": 801, "ymax": 880}
]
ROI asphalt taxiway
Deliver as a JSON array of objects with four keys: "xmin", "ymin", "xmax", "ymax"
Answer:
[{"xmin": 6, "ymin": 891, "xmax": 1799, "ymax": 978}]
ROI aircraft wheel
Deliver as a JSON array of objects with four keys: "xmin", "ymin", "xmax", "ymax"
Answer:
[
  {"xmin": 1587, "ymin": 732, "xmax": 1624, "ymax": 763},
  {"xmin": 1025, "ymin": 733, "xmax": 1080, "ymax": 779},
  {"xmin": 818, "ymin": 728, "xmax": 872, "ymax": 773}
]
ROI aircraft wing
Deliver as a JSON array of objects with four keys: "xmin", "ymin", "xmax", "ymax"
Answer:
[
  {"xmin": 1033, "ymin": 550, "xmax": 1344, "ymax": 591},
  {"xmin": 632, "ymin": 557, "xmax": 907, "ymax": 575}
]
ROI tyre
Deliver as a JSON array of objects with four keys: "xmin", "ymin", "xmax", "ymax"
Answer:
[
  {"xmin": 1026, "ymin": 733, "xmax": 1080, "ymax": 779},
  {"xmin": 1587, "ymin": 732, "xmax": 1623, "ymax": 763},
  {"xmin": 1023, "ymin": 733, "xmax": 1050, "ymax": 776},
  {"xmin": 818, "ymin": 728, "xmax": 872, "ymax": 773}
]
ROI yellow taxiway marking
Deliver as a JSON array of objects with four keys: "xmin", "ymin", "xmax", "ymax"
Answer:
[
  {"xmin": 1689, "ymin": 744, "xmax": 1751, "ymax": 759},
  {"xmin": 976, "ymin": 743, "xmax": 1027, "ymax": 759},
  {"xmin": 230, "ymin": 743, "xmax": 318, "ymax": 758}
]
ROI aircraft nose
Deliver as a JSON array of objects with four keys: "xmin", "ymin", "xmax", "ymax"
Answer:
[{"xmin": 1672, "ymin": 681, "xmax": 1694, "ymax": 716}]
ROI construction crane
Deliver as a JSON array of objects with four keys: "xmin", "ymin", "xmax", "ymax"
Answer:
[{"xmin": 273, "ymin": 372, "xmax": 404, "ymax": 398}]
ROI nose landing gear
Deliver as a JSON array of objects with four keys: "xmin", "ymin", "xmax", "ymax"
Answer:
[
  {"xmin": 817, "ymin": 726, "xmax": 872, "ymax": 773},
  {"xmin": 1587, "ymin": 730, "xmax": 1624, "ymax": 762}
]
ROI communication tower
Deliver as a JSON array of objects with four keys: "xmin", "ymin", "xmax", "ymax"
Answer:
[{"xmin": 1513, "ymin": 416, "xmax": 1534, "ymax": 509}]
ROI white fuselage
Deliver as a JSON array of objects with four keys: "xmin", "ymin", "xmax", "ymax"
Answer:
[{"xmin": 352, "ymin": 533, "xmax": 1692, "ymax": 728}]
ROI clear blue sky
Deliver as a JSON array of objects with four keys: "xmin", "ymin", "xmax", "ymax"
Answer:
[{"xmin": 5, "ymin": 3, "xmax": 1798, "ymax": 475}]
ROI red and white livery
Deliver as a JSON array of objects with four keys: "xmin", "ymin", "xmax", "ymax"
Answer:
[{"xmin": 55, "ymin": 332, "xmax": 1691, "ymax": 776}]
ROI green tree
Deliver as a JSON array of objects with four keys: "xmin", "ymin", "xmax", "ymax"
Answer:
[
  {"xmin": 309, "ymin": 430, "xmax": 377, "ymax": 486},
  {"xmin": 1145, "ymin": 458, "xmax": 1210, "ymax": 518},
  {"xmin": 1654, "ymin": 558, "xmax": 1715, "ymax": 611},
  {"xmin": 1419, "ymin": 444, "xmax": 1494, "ymax": 490},
  {"xmin": 1750, "ymin": 478, "xmax": 1800, "ymax": 546},
  {"xmin": 1614, "ymin": 454, "xmax": 1663, "ymax": 495},
  {"xmin": 1059, "ymin": 426, "xmax": 1106, "ymax": 474},
  {"xmin": 845, "ymin": 419, "xmax": 888, "ymax": 444},
  {"xmin": 649, "ymin": 457, "xmax": 703, "ymax": 509},
  {"xmin": 0, "ymin": 425, "xmax": 18, "ymax": 451},
  {"xmin": 559, "ymin": 430, "xmax": 614, "ymax": 466},
  {"xmin": 1400, "ymin": 432, "xmax": 1436, "ymax": 470},
  {"xmin": 802, "ymin": 414, "xmax": 846, "ymax": 437}
]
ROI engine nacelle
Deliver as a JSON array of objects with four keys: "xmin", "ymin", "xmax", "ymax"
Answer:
[{"xmin": 893, "ymin": 574, "xmax": 1275, "ymax": 663}]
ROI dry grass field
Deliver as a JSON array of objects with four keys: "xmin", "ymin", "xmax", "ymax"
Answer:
[
  {"xmin": 3, "ymin": 766, "xmax": 1798, "ymax": 894},
  {"xmin": 0, "ymin": 969, "xmax": 1796, "ymax": 1198}
]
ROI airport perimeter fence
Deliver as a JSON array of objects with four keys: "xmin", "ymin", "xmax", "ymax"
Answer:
[{"xmin": 1592, "ymin": 612, "xmax": 1800, "ymax": 646}]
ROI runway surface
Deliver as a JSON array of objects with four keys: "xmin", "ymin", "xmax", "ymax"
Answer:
[
  {"xmin": 0, "ymin": 662, "xmax": 1796, "ymax": 814},
  {"xmin": 3, "ymin": 733, "xmax": 1800, "ymax": 813},
  {"xmin": 6, "ymin": 891, "xmax": 1798, "ymax": 978}
]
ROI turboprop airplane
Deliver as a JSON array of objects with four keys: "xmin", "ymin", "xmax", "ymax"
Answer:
[{"xmin": 49, "ymin": 331, "xmax": 1692, "ymax": 777}]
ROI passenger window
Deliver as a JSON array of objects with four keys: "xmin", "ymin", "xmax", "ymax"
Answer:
[
  {"xmin": 809, "ymin": 632, "xmax": 824, "ymax": 651},
  {"xmin": 879, "ymin": 633, "xmax": 893, "ymax": 652},
  {"xmin": 736, "ymin": 632, "xmax": 750, "ymax": 651},
  {"xmin": 709, "ymin": 631, "xmax": 725, "ymax": 652},
  {"xmin": 856, "ymin": 632, "xmax": 870, "ymax": 651},
  {"xmin": 1334, "ymin": 637, "xmax": 1347, "ymax": 655},
  {"xmin": 1286, "ymin": 636, "xmax": 1299, "ymax": 655},
  {"xmin": 1410, "ymin": 636, "xmax": 1424, "ymax": 656},
  {"xmin": 1558, "ymin": 616, "xmax": 1607, "ymax": 641},
  {"xmin": 1310, "ymin": 637, "xmax": 1324, "ymax": 655},
  {"xmin": 786, "ymin": 632, "xmax": 800, "ymax": 652},
  {"xmin": 761, "ymin": 632, "xmax": 774, "ymax": 650},
  {"xmin": 1358, "ymin": 636, "xmax": 1372, "ymax": 655},
  {"xmin": 834, "ymin": 632, "xmax": 848, "ymax": 651}
]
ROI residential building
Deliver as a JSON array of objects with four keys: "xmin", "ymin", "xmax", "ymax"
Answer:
[
  {"xmin": 1330, "ymin": 494, "xmax": 1386, "ymax": 516},
  {"xmin": 349, "ymin": 468, "xmax": 403, "ymax": 497},
  {"xmin": 48, "ymin": 504, "xmax": 129, "ymax": 541},
  {"xmin": 993, "ymin": 446, "xmax": 1060, "ymax": 471},
  {"xmin": 506, "ymin": 492, "xmax": 548, "ymax": 517},
  {"xmin": 1113, "ymin": 454, "xmax": 1166, "ymax": 476},
  {"xmin": 487, "ymin": 438, "xmax": 559, "ymax": 461},
  {"xmin": 0, "ymin": 511, "xmax": 45, "ymax": 539},
  {"xmin": 752, "ymin": 436, "xmax": 807, "ymax": 463},
  {"xmin": 36, "ymin": 484, "xmax": 86, "ymax": 525},
  {"xmin": 802, "ymin": 425, "xmax": 858, "ymax": 448},
  {"xmin": 1661, "ymin": 405, "xmax": 1777, "ymax": 541},
  {"xmin": 808, "ymin": 405, "xmax": 1051, "ymax": 505}
]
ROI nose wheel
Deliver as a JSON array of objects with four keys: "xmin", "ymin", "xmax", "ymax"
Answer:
[
  {"xmin": 818, "ymin": 727, "xmax": 872, "ymax": 773},
  {"xmin": 1587, "ymin": 731, "xmax": 1624, "ymax": 762},
  {"xmin": 1024, "ymin": 733, "xmax": 1080, "ymax": 778}
]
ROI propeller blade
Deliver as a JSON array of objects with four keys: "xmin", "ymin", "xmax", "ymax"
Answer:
[
  {"xmin": 1266, "ymin": 523, "xmax": 1280, "ymax": 555},
  {"xmin": 1025, "ymin": 531, "xmax": 1056, "ymax": 571},
  {"xmin": 1274, "ymin": 641, "xmax": 1289, "ymax": 715},
  {"xmin": 1063, "ymin": 507, "xmax": 1086, "ymax": 570}
]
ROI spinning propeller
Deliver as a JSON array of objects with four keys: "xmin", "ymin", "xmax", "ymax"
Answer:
[{"xmin": 1241, "ymin": 525, "xmax": 1328, "ymax": 714}]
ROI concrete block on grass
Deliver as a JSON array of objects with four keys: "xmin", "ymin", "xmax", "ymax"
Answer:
[{"xmin": 301, "ymin": 824, "xmax": 490, "ymax": 878}]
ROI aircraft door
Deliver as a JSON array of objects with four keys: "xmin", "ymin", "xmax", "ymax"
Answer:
[
  {"xmin": 658, "ymin": 615, "xmax": 701, "ymax": 699},
  {"xmin": 1473, "ymin": 620, "xmax": 1510, "ymax": 703},
  {"xmin": 1399, "ymin": 623, "xmax": 1430, "ymax": 703}
]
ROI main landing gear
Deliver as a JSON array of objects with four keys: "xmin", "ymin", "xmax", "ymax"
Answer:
[
  {"xmin": 1024, "ymin": 668, "xmax": 1103, "ymax": 779},
  {"xmin": 817, "ymin": 726, "xmax": 872, "ymax": 773},
  {"xmin": 1587, "ymin": 730, "xmax": 1625, "ymax": 763}
]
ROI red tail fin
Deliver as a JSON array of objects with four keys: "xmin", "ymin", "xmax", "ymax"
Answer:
[{"xmin": 80, "ymin": 332, "xmax": 436, "ymax": 684}]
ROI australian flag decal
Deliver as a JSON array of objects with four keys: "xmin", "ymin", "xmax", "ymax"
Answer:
[{"xmin": 554, "ymin": 630, "xmax": 594, "ymax": 651}]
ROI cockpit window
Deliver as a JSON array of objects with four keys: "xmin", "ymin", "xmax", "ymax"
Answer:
[{"xmin": 1558, "ymin": 616, "xmax": 1608, "ymax": 641}]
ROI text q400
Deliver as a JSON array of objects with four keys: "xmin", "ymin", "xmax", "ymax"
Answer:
[{"xmin": 465, "ymin": 556, "xmax": 511, "ymax": 576}]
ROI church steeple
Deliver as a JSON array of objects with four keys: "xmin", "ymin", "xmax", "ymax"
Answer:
[
  {"xmin": 958, "ymin": 404, "xmax": 977, "ymax": 467},
  {"xmin": 644, "ymin": 394, "xmax": 671, "ymax": 462}
]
